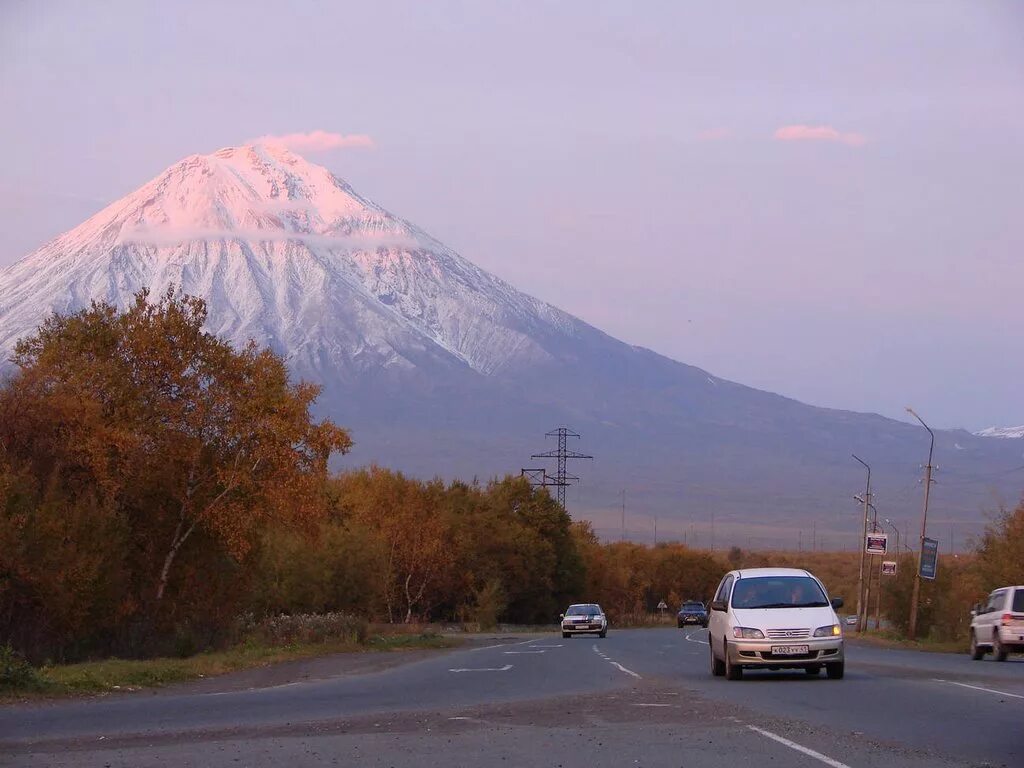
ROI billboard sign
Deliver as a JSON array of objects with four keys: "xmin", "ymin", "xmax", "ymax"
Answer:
[
  {"xmin": 865, "ymin": 532, "xmax": 888, "ymax": 555},
  {"xmin": 919, "ymin": 537, "xmax": 939, "ymax": 580},
  {"xmin": 881, "ymin": 561, "xmax": 897, "ymax": 576}
]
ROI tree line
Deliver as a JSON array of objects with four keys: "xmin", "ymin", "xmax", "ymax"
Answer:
[{"xmin": 0, "ymin": 290, "xmax": 1020, "ymax": 663}]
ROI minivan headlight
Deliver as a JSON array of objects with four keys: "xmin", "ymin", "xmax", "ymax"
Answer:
[
  {"xmin": 813, "ymin": 624, "xmax": 841, "ymax": 637},
  {"xmin": 732, "ymin": 627, "xmax": 764, "ymax": 639}
]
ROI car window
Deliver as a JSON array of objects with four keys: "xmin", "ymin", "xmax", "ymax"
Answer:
[
  {"xmin": 565, "ymin": 605, "xmax": 600, "ymax": 616},
  {"xmin": 730, "ymin": 576, "xmax": 828, "ymax": 609},
  {"xmin": 682, "ymin": 602, "xmax": 705, "ymax": 611},
  {"xmin": 1013, "ymin": 589, "xmax": 1024, "ymax": 613},
  {"xmin": 988, "ymin": 590, "xmax": 1005, "ymax": 613},
  {"xmin": 714, "ymin": 575, "xmax": 734, "ymax": 604}
]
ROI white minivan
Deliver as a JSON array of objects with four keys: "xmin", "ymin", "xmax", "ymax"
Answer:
[{"xmin": 708, "ymin": 567, "xmax": 846, "ymax": 680}]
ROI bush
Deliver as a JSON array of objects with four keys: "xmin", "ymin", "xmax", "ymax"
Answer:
[
  {"xmin": 0, "ymin": 643, "xmax": 44, "ymax": 691},
  {"xmin": 256, "ymin": 613, "xmax": 368, "ymax": 646}
]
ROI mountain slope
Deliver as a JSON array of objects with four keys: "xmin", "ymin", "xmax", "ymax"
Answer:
[{"xmin": 1, "ymin": 144, "xmax": 1020, "ymax": 547}]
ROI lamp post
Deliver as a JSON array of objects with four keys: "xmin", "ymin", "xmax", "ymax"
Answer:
[
  {"xmin": 852, "ymin": 454, "xmax": 872, "ymax": 633},
  {"xmin": 906, "ymin": 407, "xmax": 935, "ymax": 641}
]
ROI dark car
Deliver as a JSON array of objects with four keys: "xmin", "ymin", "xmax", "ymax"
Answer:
[{"xmin": 677, "ymin": 600, "xmax": 708, "ymax": 628}]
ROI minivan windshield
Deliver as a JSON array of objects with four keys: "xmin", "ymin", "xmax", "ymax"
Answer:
[{"xmin": 731, "ymin": 576, "xmax": 828, "ymax": 609}]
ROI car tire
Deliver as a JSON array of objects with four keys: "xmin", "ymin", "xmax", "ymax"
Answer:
[
  {"xmin": 710, "ymin": 642, "xmax": 725, "ymax": 677},
  {"xmin": 825, "ymin": 661, "xmax": 845, "ymax": 679},
  {"xmin": 993, "ymin": 633, "xmax": 1008, "ymax": 662},
  {"xmin": 677, "ymin": 620, "xmax": 684, "ymax": 629},
  {"xmin": 562, "ymin": 632, "xmax": 571, "ymax": 639},
  {"xmin": 805, "ymin": 665, "xmax": 822, "ymax": 676},
  {"xmin": 724, "ymin": 643, "xmax": 743, "ymax": 680},
  {"xmin": 970, "ymin": 632, "xmax": 985, "ymax": 660},
  {"xmin": 598, "ymin": 630, "xmax": 607, "ymax": 638}
]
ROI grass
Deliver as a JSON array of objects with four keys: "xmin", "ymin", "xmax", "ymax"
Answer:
[
  {"xmin": 847, "ymin": 628, "xmax": 968, "ymax": 654},
  {"xmin": 1, "ymin": 632, "xmax": 457, "ymax": 701}
]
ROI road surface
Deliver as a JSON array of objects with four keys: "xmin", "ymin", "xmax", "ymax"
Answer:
[{"xmin": 2, "ymin": 629, "xmax": 1022, "ymax": 767}]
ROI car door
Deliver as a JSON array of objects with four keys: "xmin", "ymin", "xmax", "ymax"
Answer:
[{"xmin": 708, "ymin": 574, "xmax": 734, "ymax": 656}]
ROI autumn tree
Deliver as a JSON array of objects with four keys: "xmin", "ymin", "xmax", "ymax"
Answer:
[{"xmin": 0, "ymin": 288, "xmax": 350, "ymax": 655}]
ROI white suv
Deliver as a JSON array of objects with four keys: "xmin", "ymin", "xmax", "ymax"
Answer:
[
  {"xmin": 970, "ymin": 585, "xmax": 1024, "ymax": 661},
  {"xmin": 708, "ymin": 567, "xmax": 846, "ymax": 680}
]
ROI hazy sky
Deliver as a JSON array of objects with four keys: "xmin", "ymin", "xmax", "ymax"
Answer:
[{"xmin": 2, "ymin": 0, "xmax": 1022, "ymax": 430}]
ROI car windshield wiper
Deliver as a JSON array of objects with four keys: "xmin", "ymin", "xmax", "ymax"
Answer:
[{"xmin": 740, "ymin": 601, "xmax": 827, "ymax": 609}]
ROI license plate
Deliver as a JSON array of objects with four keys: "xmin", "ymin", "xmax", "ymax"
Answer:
[{"xmin": 771, "ymin": 644, "xmax": 809, "ymax": 656}]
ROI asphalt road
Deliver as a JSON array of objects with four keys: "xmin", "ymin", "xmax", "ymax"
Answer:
[{"xmin": 2, "ymin": 629, "xmax": 1022, "ymax": 767}]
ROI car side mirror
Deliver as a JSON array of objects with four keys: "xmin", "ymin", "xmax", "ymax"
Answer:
[
  {"xmin": 830, "ymin": 597, "xmax": 844, "ymax": 610},
  {"xmin": 559, "ymin": 614, "xmax": 564, "ymax": 620},
  {"xmin": 710, "ymin": 599, "xmax": 727, "ymax": 612}
]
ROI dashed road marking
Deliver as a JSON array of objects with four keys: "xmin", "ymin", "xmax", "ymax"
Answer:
[
  {"xmin": 746, "ymin": 724, "xmax": 851, "ymax": 768},
  {"xmin": 609, "ymin": 661, "xmax": 642, "ymax": 679},
  {"xmin": 590, "ymin": 643, "xmax": 642, "ymax": 679},
  {"xmin": 932, "ymin": 678, "xmax": 1024, "ymax": 700},
  {"xmin": 449, "ymin": 664, "xmax": 513, "ymax": 673},
  {"xmin": 630, "ymin": 703, "xmax": 671, "ymax": 708},
  {"xmin": 529, "ymin": 644, "xmax": 564, "ymax": 648},
  {"xmin": 684, "ymin": 631, "xmax": 709, "ymax": 646},
  {"xmin": 504, "ymin": 650, "xmax": 545, "ymax": 655}
]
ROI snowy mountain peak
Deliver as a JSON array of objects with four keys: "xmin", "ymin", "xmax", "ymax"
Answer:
[
  {"xmin": 0, "ymin": 144, "xmax": 576, "ymax": 378},
  {"xmin": 974, "ymin": 426, "xmax": 1024, "ymax": 439}
]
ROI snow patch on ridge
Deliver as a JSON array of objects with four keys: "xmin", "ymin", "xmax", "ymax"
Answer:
[{"xmin": 974, "ymin": 426, "xmax": 1024, "ymax": 439}]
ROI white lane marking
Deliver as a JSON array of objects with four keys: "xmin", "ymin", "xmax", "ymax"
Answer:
[
  {"xmin": 590, "ymin": 643, "xmax": 642, "ymax": 679},
  {"xmin": 449, "ymin": 664, "xmax": 513, "ymax": 673},
  {"xmin": 630, "ymin": 703, "xmax": 671, "ymax": 708},
  {"xmin": 609, "ymin": 661, "xmax": 642, "ymax": 679},
  {"xmin": 530, "ymin": 644, "xmax": 564, "ymax": 648},
  {"xmin": 504, "ymin": 650, "xmax": 545, "ymax": 655},
  {"xmin": 932, "ymin": 678, "xmax": 1024, "ymax": 700},
  {"xmin": 469, "ymin": 643, "xmax": 510, "ymax": 652},
  {"xmin": 684, "ymin": 631, "xmax": 709, "ymax": 646},
  {"xmin": 746, "ymin": 725, "xmax": 851, "ymax": 768}
]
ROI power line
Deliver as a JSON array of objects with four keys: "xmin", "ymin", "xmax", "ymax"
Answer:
[{"xmin": 526, "ymin": 426, "xmax": 593, "ymax": 511}]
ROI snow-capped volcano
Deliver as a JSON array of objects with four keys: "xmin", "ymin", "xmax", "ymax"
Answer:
[
  {"xmin": 2, "ymin": 143, "xmax": 1021, "ymax": 542},
  {"xmin": 0, "ymin": 143, "xmax": 572, "ymax": 378}
]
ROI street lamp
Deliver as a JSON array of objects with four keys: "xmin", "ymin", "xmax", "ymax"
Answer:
[
  {"xmin": 906, "ymin": 407, "xmax": 935, "ymax": 641},
  {"xmin": 851, "ymin": 454, "xmax": 872, "ymax": 633}
]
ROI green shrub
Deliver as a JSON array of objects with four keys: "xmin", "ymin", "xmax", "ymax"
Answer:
[{"xmin": 0, "ymin": 643, "xmax": 45, "ymax": 691}]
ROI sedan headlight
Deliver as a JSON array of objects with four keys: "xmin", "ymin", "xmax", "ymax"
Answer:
[
  {"xmin": 732, "ymin": 627, "xmax": 765, "ymax": 639},
  {"xmin": 813, "ymin": 624, "xmax": 842, "ymax": 637}
]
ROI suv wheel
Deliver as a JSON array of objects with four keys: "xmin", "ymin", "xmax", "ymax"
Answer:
[
  {"xmin": 562, "ymin": 632, "xmax": 570, "ymax": 639},
  {"xmin": 970, "ymin": 632, "xmax": 985, "ymax": 660},
  {"xmin": 710, "ymin": 642, "xmax": 725, "ymax": 677},
  {"xmin": 993, "ymin": 633, "xmax": 1009, "ymax": 662},
  {"xmin": 825, "ymin": 661, "xmax": 845, "ymax": 679},
  {"xmin": 805, "ymin": 665, "xmax": 822, "ymax": 676},
  {"xmin": 724, "ymin": 643, "xmax": 743, "ymax": 680}
]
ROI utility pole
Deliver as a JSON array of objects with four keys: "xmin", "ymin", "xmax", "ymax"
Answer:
[
  {"xmin": 529, "ymin": 427, "xmax": 592, "ymax": 511},
  {"xmin": 653, "ymin": 515, "xmax": 658, "ymax": 545},
  {"xmin": 852, "ymin": 454, "xmax": 872, "ymax": 633},
  {"xmin": 621, "ymin": 489, "xmax": 626, "ymax": 541},
  {"xmin": 710, "ymin": 511, "xmax": 716, "ymax": 553},
  {"xmin": 906, "ymin": 407, "xmax": 935, "ymax": 641},
  {"xmin": 812, "ymin": 521, "xmax": 817, "ymax": 552}
]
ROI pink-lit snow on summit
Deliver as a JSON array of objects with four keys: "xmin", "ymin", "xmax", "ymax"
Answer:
[{"xmin": 0, "ymin": 144, "xmax": 577, "ymax": 377}]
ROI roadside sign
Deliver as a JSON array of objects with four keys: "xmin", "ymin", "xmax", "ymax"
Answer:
[
  {"xmin": 865, "ymin": 532, "xmax": 888, "ymax": 555},
  {"xmin": 881, "ymin": 561, "xmax": 897, "ymax": 576},
  {"xmin": 657, "ymin": 600, "xmax": 668, "ymax": 612},
  {"xmin": 919, "ymin": 537, "xmax": 939, "ymax": 580}
]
